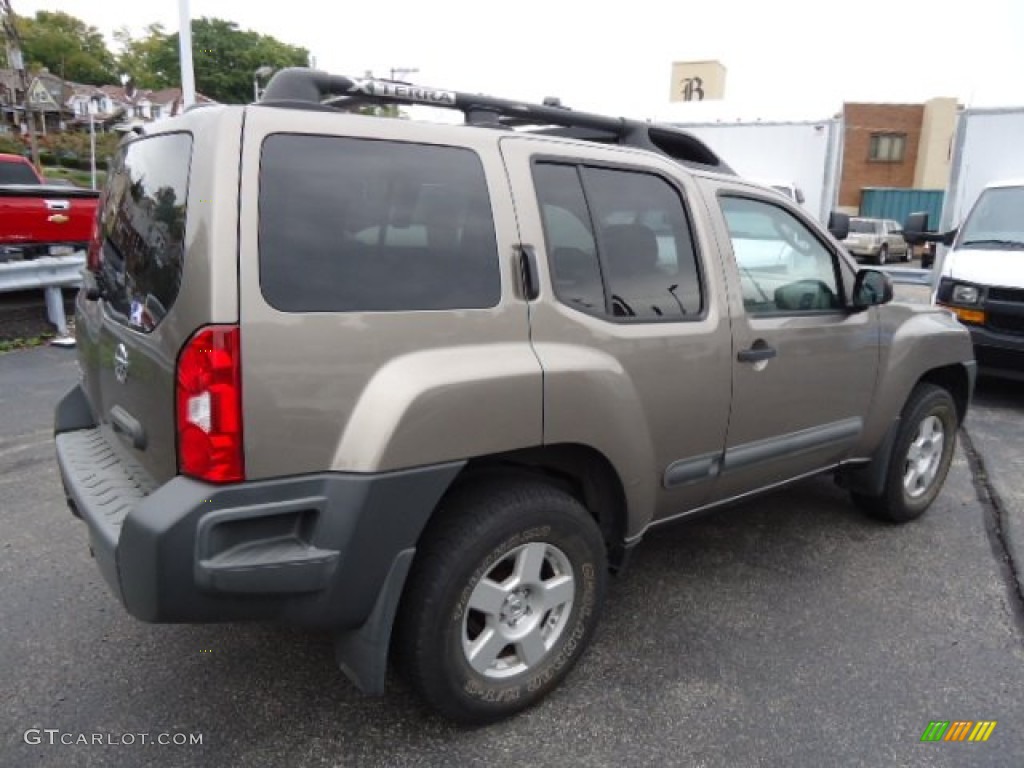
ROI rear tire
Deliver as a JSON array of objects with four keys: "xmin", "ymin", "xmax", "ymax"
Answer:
[
  {"xmin": 852, "ymin": 383, "xmax": 958, "ymax": 523},
  {"xmin": 394, "ymin": 478, "xmax": 608, "ymax": 724},
  {"xmin": 875, "ymin": 245, "xmax": 889, "ymax": 265}
]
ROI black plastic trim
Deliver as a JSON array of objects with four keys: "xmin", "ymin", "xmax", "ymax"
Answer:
[
  {"xmin": 835, "ymin": 419, "xmax": 900, "ymax": 497},
  {"xmin": 54, "ymin": 384, "xmax": 97, "ymax": 435},
  {"xmin": 723, "ymin": 418, "xmax": 863, "ymax": 473},
  {"xmin": 333, "ymin": 549, "xmax": 414, "ymax": 695},
  {"xmin": 54, "ymin": 416, "xmax": 465, "ymax": 628},
  {"xmin": 663, "ymin": 452, "xmax": 721, "ymax": 489}
]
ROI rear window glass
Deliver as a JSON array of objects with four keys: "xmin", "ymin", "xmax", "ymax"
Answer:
[
  {"xmin": 259, "ymin": 134, "xmax": 500, "ymax": 312},
  {"xmin": 98, "ymin": 132, "xmax": 192, "ymax": 332},
  {"xmin": 849, "ymin": 219, "xmax": 880, "ymax": 234},
  {"xmin": 0, "ymin": 160, "xmax": 40, "ymax": 185}
]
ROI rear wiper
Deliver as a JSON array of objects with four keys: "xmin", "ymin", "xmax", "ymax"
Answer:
[{"xmin": 961, "ymin": 239, "xmax": 1024, "ymax": 249}]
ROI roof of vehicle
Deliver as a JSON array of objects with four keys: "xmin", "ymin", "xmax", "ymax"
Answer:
[
  {"xmin": 256, "ymin": 68, "xmax": 736, "ymax": 175},
  {"xmin": 0, "ymin": 153, "xmax": 30, "ymax": 164},
  {"xmin": 984, "ymin": 178, "xmax": 1024, "ymax": 189}
]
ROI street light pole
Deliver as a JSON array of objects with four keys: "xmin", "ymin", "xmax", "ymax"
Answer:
[
  {"xmin": 178, "ymin": 0, "xmax": 196, "ymax": 109},
  {"xmin": 89, "ymin": 108, "xmax": 96, "ymax": 190}
]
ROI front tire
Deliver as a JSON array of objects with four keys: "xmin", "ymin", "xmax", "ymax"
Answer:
[
  {"xmin": 852, "ymin": 383, "xmax": 958, "ymax": 523},
  {"xmin": 394, "ymin": 478, "xmax": 608, "ymax": 724}
]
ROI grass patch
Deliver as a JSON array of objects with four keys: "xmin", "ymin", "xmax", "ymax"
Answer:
[
  {"xmin": 41, "ymin": 165, "xmax": 106, "ymax": 189},
  {"xmin": 0, "ymin": 333, "xmax": 55, "ymax": 353}
]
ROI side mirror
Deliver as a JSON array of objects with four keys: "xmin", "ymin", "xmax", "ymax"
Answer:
[
  {"xmin": 903, "ymin": 211, "xmax": 929, "ymax": 245},
  {"xmin": 795, "ymin": 187, "xmax": 806, "ymax": 204},
  {"xmin": 852, "ymin": 269, "xmax": 894, "ymax": 310},
  {"xmin": 828, "ymin": 211, "xmax": 849, "ymax": 241},
  {"xmin": 903, "ymin": 211, "xmax": 958, "ymax": 247}
]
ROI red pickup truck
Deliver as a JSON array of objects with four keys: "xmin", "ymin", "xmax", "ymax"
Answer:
[{"xmin": 0, "ymin": 153, "xmax": 100, "ymax": 260}]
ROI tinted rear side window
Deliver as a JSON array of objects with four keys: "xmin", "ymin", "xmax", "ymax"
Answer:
[
  {"xmin": 99, "ymin": 132, "xmax": 192, "ymax": 332},
  {"xmin": 259, "ymin": 135, "xmax": 501, "ymax": 312},
  {"xmin": 0, "ymin": 160, "xmax": 40, "ymax": 184}
]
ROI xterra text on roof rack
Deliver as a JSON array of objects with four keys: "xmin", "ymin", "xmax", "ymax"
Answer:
[{"xmin": 54, "ymin": 68, "xmax": 975, "ymax": 724}]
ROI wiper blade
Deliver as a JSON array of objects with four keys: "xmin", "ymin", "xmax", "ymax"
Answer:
[{"xmin": 961, "ymin": 238, "xmax": 1024, "ymax": 249}]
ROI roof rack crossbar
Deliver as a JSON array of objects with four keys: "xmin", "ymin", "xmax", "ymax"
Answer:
[{"xmin": 259, "ymin": 68, "xmax": 733, "ymax": 174}]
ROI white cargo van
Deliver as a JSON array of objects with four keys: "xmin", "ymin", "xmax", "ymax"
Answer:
[{"xmin": 927, "ymin": 179, "xmax": 1024, "ymax": 379}]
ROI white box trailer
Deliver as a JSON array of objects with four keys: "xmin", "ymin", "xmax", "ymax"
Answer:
[
  {"xmin": 661, "ymin": 119, "xmax": 845, "ymax": 224},
  {"xmin": 940, "ymin": 106, "xmax": 1024, "ymax": 231}
]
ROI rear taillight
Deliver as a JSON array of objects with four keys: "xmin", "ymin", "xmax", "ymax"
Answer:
[
  {"xmin": 176, "ymin": 325, "xmax": 244, "ymax": 483},
  {"xmin": 86, "ymin": 210, "xmax": 102, "ymax": 272}
]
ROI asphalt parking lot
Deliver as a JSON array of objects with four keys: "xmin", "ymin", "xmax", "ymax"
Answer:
[{"xmin": 2, "ymin": 343, "xmax": 1023, "ymax": 768}]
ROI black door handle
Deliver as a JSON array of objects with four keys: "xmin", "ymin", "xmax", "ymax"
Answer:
[
  {"xmin": 737, "ymin": 341, "xmax": 777, "ymax": 363},
  {"xmin": 517, "ymin": 245, "xmax": 539, "ymax": 301}
]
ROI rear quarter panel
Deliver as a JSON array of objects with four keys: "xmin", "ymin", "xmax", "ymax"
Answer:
[{"xmin": 236, "ymin": 109, "xmax": 542, "ymax": 478}]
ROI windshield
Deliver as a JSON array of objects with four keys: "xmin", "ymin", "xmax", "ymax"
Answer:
[
  {"xmin": 959, "ymin": 187, "xmax": 1024, "ymax": 249},
  {"xmin": 849, "ymin": 219, "xmax": 880, "ymax": 234}
]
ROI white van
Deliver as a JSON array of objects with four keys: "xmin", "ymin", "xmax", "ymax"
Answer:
[
  {"xmin": 930, "ymin": 179, "xmax": 1024, "ymax": 379},
  {"xmin": 756, "ymin": 179, "xmax": 806, "ymax": 206}
]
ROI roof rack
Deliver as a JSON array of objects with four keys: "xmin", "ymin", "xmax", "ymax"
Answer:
[{"xmin": 258, "ymin": 68, "xmax": 734, "ymax": 174}]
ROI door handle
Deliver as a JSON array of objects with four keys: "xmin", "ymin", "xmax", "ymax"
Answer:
[
  {"xmin": 737, "ymin": 340, "xmax": 777, "ymax": 363},
  {"xmin": 517, "ymin": 245, "xmax": 540, "ymax": 301}
]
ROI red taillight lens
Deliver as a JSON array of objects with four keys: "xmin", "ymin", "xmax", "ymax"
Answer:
[
  {"xmin": 86, "ymin": 211, "xmax": 102, "ymax": 272},
  {"xmin": 176, "ymin": 325, "xmax": 244, "ymax": 483}
]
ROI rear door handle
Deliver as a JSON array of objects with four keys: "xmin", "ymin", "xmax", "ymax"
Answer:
[
  {"xmin": 737, "ymin": 340, "xmax": 777, "ymax": 363},
  {"xmin": 517, "ymin": 244, "xmax": 540, "ymax": 301}
]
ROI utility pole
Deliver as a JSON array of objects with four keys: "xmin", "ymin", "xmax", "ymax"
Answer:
[
  {"xmin": 178, "ymin": 0, "xmax": 195, "ymax": 108},
  {"xmin": 1, "ymin": 0, "xmax": 40, "ymax": 172}
]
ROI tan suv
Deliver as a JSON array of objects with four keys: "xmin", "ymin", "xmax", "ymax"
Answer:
[
  {"xmin": 54, "ymin": 69, "xmax": 976, "ymax": 724},
  {"xmin": 846, "ymin": 217, "xmax": 912, "ymax": 264}
]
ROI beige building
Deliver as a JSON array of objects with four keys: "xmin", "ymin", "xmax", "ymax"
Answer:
[
  {"xmin": 913, "ymin": 97, "xmax": 958, "ymax": 189},
  {"xmin": 669, "ymin": 61, "xmax": 726, "ymax": 102}
]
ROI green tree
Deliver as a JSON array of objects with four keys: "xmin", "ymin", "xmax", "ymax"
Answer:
[
  {"xmin": 18, "ymin": 11, "xmax": 117, "ymax": 85},
  {"xmin": 116, "ymin": 18, "xmax": 309, "ymax": 104},
  {"xmin": 113, "ymin": 24, "xmax": 175, "ymax": 90}
]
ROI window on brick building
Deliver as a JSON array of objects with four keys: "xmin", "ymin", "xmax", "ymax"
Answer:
[{"xmin": 869, "ymin": 133, "xmax": 906, "ymax": 163}]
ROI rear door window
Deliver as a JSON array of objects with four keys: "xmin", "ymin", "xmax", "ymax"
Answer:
[
  {"xmin": 533, "ymin": 161, "xmax": 703, "ymax": 321},
  {"xmin": 259, "ymin": 135, "xmax": 501, "ymax": 312},
  {"xmin": 98, "ymin": 132, "xmax": 192, "ymax": 332}
]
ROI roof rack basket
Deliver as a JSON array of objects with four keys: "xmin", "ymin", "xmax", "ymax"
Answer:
[{"xmin": 258, "ymin": 68, "xmax": 733, "ymax": 174}]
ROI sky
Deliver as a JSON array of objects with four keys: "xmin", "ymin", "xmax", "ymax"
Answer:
[{"xmin": 11, "ymin": 0, "xmax": 1024, "ymax": 120}]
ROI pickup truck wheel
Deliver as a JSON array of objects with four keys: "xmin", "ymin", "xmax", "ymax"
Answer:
[
  {"xmin": 852, "ymin": 383, "xmax": 958, "ymax": 523},
  {"xmin": 394, "ymin": 479, "xmax": 607, "ymax": 724}
]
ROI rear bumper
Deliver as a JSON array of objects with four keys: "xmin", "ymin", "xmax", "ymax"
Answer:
[
  {"xmin": 846, "ymin": 244, "xmax": 880, "ymax": 258},
  {"xmin": 55, "ymin": 384, "xmax": 463, "ymax": 628},
  {"xmin": 0, "ymin": 242, "xmax": 87, "ymax": 260}
]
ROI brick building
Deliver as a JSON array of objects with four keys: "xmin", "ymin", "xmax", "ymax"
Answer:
[{"xmin": 839, "ymin": 98, "xmax": 959, "ymax": 211}]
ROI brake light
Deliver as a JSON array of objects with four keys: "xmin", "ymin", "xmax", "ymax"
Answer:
[
  {"xmin": 86, "ymin": 209, "xmax": 102, "ymax": 272},
  {"xmin": 176, "ymin": 325, "xmax": 244, "ymax": 483}
]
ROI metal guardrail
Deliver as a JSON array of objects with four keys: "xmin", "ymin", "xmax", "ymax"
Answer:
[{"xmin": 0, "ymin": 252, "xmax": 85, "ymax": 339}]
